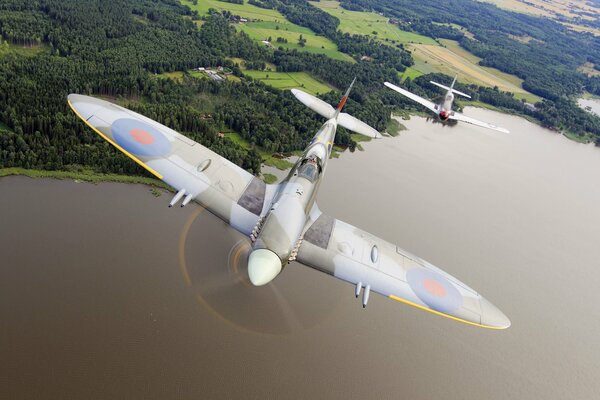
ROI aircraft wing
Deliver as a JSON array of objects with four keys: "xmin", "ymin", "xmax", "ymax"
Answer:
[
  {"xmin": 449, "ymin": 111, "xmax": 510, "ymax": 133},
  {"xmin": 296, "ymin": 209, "xmax": 510, "ymax": 329},
  {"xmin": 68, "ymin": 94, "xmax": 278, "ymax": 235},
  {"xmin": 384, "ymin": 82, "xmax": 438, "ymax": 114}
]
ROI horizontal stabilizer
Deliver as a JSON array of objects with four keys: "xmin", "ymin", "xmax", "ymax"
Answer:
[
  {"xmin": 429, "ymin": 81, "xmax": 471, "ymax": 99},
  {"xmin": 292, "ymin": 89, "xmax": 383, "ymax": 138},
  {"xmin": 338, "ymin": 113, "xmax": 384, "ymax": 138},
  {"xmin": 291, "ymin": 89, "xmax": 335, "ymax": 119}
]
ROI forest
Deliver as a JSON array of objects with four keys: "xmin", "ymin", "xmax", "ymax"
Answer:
[{"xmin": 1, "ymin": 0, "xmax": 600, "ymax": 180}]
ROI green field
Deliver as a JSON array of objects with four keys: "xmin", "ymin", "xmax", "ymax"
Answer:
[
  {"xmin": 243, "ymin": 70, "xmax": 333, "ymax": 94},
  {"xmin": 237, "ymin": 21, "xmax": 352, "ymax": 61},
  {"xmin": 310, "ymin": 0, "xmax": 437, "ymax": 45},
  {"xmin": 400, "ymin": 66, "xmax": 423, "ymax": 81},
  {"xmin": 186, "ymin": 0, "xmax": 284, "ymax": 22},
  {"xmin": 182, "ymin": 0, "xmax": 352, "ymax": 62},
  {"xmin": 0, "ymin": 40, "xmax": 47, "ymax": 57}
]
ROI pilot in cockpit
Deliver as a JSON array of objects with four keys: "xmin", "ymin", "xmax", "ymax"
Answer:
[{"xmin": 297, "ymin": 155, "xmax": 322, "ymax": 182}]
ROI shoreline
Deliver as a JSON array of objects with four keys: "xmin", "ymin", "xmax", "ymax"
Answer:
[
  {"xmin": 3, "ymin": 105, "xmax": 597, "ymax": 187},
  {"xmin": 0, "ymin": 168, "xmax": 171, "ymax": 190}
]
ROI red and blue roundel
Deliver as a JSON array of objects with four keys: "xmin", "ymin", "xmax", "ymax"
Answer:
[
  {"xmin": 111, "ymin": 118, "xmax": 171, "ymax": 158},
  {"xmin": 406, "ymin": 268, "xmax": 463, "ymax": 313}
]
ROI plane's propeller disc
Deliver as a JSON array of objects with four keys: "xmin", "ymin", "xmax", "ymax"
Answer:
[{"xmin": 178, "ymin": 206, "xmax": 341, "ymax": 336}]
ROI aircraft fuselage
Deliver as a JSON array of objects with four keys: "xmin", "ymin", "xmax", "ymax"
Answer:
[
  {"xmin": 438, "ymin": 91, "xmax": 454, "ymax": 121},
  {"xmin": 247, "ymin": 119, "xmax": 337, "ymax": 284}
]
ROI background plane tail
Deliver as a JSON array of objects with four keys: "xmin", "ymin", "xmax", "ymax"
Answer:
[{"xmin": 429, "ymin": 79, "xmax": 471, "ymax": 99}]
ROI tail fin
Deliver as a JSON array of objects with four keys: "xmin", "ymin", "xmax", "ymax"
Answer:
[
  {"xmin": 333, "ymin": 76, "xmax": 356, "ymax": 119},
  {"xmin": 429, "ymin": 77, "xmax": 471, "ymax": 99}
]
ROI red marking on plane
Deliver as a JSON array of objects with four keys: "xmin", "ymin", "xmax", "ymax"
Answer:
[
  {"xmin": 336, "ymin": 96, "xmax": 348, "ymax": 111},
  {"xmin": 130, "ymin": 128, "xmax": 155, "ymax": 145},
  {"xmin": 423, "ymin": 279, "xmax": 447, "ymax": 297}
]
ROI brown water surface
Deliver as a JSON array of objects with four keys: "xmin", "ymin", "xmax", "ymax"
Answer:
[{"xmin": 1, "ymin": 107, "xmax": 599, "ymax": 399}]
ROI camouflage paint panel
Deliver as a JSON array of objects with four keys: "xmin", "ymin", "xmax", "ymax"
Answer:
[
  {"xmin": 237, "ymin": 177, "xmax": 266, "ymax": 216},
  {"xmin": 297, "ymin": 215, "xmax": 510, "ymax": 329},
  {"xmin": 303, "ymin": 213, "xmax": 335, "ymax": 249},
  {"xmin": 68, "ymin": 94, "xmax": 277, "ymax": 236}
]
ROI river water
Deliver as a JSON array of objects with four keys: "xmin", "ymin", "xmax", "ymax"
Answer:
[{"xmin": 1, "ymin": 107, "xmax": 599, "ymax": 399}]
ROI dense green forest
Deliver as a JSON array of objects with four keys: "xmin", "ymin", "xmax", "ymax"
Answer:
[
  {"xmin": 1, "ymin": 0, "xmax": 600, "ymax": 179},
  {"xmin": 0, "ymin": 0, "xmax": 325, "ymax": 174}
]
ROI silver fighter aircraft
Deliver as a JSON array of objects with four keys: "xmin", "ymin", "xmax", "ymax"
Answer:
[
  {"xmin": 385, "ymin": 76, "xmax": 510, "ymax": 133},
  {"xmin": 68, "ymin": 79, "xmax": 510, "ymax": 329}
]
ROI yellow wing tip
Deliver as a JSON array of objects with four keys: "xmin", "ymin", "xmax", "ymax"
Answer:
[
  {"xmin": 388, "ymin": 295, "xmax": 509, "ymax": 330},
  {"xmin": 67, "ymin": 97, "xmax": 163, "ymax": 180}
]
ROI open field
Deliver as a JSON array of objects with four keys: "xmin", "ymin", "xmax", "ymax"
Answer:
[
  {"xmin": 237, "ymin": 21, "xmax": 353, "ymax": 61},
  {"xmin": 243, "ymin": 70, "xmax": 333, "ymax": 94},
  {"xmin": 478, "ymin": 0, "xmax": 600, "ymax": 36},
  {"xmin": 400, "ymin": 66, "xmax": 424, "ymax": 81},
  {"xmin": 182, "ymin": 0, "xmax": 352, "ymax": 61},
  {"xmin": 577, "ymin": 62, "xmax": 600, "ymax": 77},
  {"xmin": 563, "ymin": 22, "xmax": 600, "ymax": 36},
  {"xmin": 480, "ymin": 0, "xmax": 599, "ymax": 20},
  {"xmin": 309, "ymin": 0, "xmax": 438, "ymax": 45},
  {"xmin": 409, "ymin": 39, "xmax": 541, "ymax": 102},
  {"xmin": 0, "ymin": 40, "xmax": 48, "ymax": 57},
  {"xmin": 186, "ymin": 0, "xmax": 284, "ymax": 22}
]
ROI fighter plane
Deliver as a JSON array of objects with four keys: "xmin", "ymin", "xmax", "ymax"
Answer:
[
  {"xmin": 384, "ymin": 76, "xmax": 510, "ymax": 133},
  {"xmin": 68, "ymin": 79, "xmax": 510, "ymax": 329}
]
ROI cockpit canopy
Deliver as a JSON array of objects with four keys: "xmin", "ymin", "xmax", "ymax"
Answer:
[{"xmin": 297, "ymin": 155, "xmax": 322, "ymax": 182}]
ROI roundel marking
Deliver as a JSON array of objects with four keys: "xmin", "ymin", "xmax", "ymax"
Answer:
[
  {"xmin": 130, "ymin": 128, "xmax": 155, "ymax": 145},
  {"xmin": 406, "ymin": 268, "xmax": 463, "ymax": 314},
  {"xmin": 111, "ymin": 118, "xmax": 171, "ymax": 157},
  {"xmin": 423, "ymin": 279, "xmax": 446, "ymax": 297}
]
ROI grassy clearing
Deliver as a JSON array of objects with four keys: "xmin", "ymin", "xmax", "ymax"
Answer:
[
  {"xmin": 400, "ymin": 66, "xmax": 423, "ymax": 81},
  {"xmin": 0, "ymin": 168, "xmax": 171, "ymax": 190},
  {"xmin": 182, "ymin": 0, "xmax": 352, "ymax": 61},
  {"xmin": 185, "ymin": 0, "xmax": 284, "ymax": 22},
  {"xmin": 386, "ymin": 117, "xmax": 405, "ymax": 136},
  {"xmin": 310, "ymin": 0, "xmax": 437, "ymax": 45},
  {"xmin": 243, "ymin": 70, "xmax": 333, "ymax": 94},
  {"xmin": 0, "ymin": 40, "xmax": 48, "ymax": 57},
  {"xmin": 563, "ymin": 130, "xmax": 593, "ymax": 144},
  {"xmin": 350, "ymin": 133, "xmax": 372, "ymax": 143},
  {"xmin": 513, "ymin": 92, "xmax": 542, "ymax": 104},
  {"xmin": 577, "ymin": 62, "xmax": 600, "ymax": 77},
  {"xmin": 238, "ymin": 21, "xmax": 353, "ymax": 62},
  {"xmin": 262, "ymin": 173, "xmax": 278, "ymax": 184},
  {"xmin": 581, "ymin": 92, "xmax": 600, "ymax": 100},
  {"xmin": 263, "ymin": 156, "xmax": 294, "ymax": 169}
]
